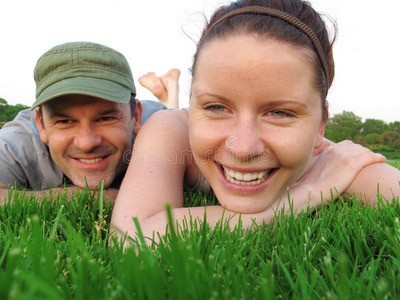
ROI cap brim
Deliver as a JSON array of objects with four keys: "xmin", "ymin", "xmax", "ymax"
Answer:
[{"xmin": 31, "ymin": 77, "xmax": 132, "ymax": 110}]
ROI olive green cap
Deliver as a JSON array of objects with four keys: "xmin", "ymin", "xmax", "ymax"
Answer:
[{"xmin": 32, "ymin": 41, "xmax": 136, "ymax": 109}]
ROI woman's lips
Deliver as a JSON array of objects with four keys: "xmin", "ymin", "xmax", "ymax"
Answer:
[{"xmin": 222, "ymin": 166, "xmax": 273, "ymax": 186}]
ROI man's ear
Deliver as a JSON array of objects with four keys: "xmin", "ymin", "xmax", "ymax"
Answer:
[
  {"xmin": 34, "ymin": 107, "xmax": 49, "ymax": 143},
  {"xmin": 132, "ymin": 99, "xmax": 143, "ymax": 135}
]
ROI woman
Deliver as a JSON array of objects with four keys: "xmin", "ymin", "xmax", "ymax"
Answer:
[{"xmin": 110, "ymin": 0, "xmax": 398, "ymax": 244}]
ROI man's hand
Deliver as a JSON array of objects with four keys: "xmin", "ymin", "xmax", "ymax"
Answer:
[
  {"xmin": 0, "ymin": 182, "xmax": 119, "ymax": 206},
  {"xmin": 102, "ymin": 188, "xmax": 119, "ymax": 204}
]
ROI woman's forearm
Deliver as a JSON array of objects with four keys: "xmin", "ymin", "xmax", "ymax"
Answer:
[{"xmin": 118, "ymin": 185, "xmax": 316, "ymax": 246}]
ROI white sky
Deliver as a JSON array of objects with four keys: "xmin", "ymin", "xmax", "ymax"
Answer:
[{"xmin": 1, "ymin": 0, "xmax": 399, "ymax": 123}]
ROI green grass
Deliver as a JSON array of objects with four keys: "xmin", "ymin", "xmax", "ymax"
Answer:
[
  {"xmin": 0, "ymin": 162, "xmax": 399, "ymax": 299},
  {"xmin": 388, "ymin": 159, "xmax": 400, "ymax": 170}
]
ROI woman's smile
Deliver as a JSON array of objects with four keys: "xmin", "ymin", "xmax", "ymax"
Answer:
[{"xmin": 222, "ymin": 165, "xmax": 274, "ymax": 186}]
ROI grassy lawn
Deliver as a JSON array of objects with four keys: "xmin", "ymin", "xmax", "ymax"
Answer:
[
  {"xmin": 388, "ymin": 159, "xmax": 400, "ymax": 170},
  {"xmin": 0, "ymin": 161, "xmax": 399, "ymax": 299}
]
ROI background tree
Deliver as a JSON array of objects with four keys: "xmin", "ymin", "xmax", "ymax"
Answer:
[
  {"xmin": 389, "ymin": 121, "xmax": 400, "ymax": 133},
  {"xmin": 382, "ymin": 131, "xmax": 400, "ymax": 147},
  {"xmin": 324, "ymin": 110, "xmax": 399, "ymax": 159},
  {"xmin": 362, "ymin": 118, "xmax": 389, "ymax": 135},
  {"xmin": 0, "ymin": 98, "xmax": 29, "ymax": 127},
  {"xmin": 324, "ymin": 111, "xmax": 363, "ymax": 142},
  {"xmin": 364, "ymin": 133, "xmax": 382, "ymax": 145}
]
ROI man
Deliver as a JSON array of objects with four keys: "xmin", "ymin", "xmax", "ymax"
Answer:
[{"xmin": 0, "ymin": 41, "xmax": 169, "ymax": 202}]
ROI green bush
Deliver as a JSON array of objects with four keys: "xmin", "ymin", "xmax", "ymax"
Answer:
[
  {"xmin": 372, "ymin": 148, "xmax": 400, "ymax": 160},
  {"xmin": 0, "ymin": 98, "xmax": 29, "ymax": 123}
]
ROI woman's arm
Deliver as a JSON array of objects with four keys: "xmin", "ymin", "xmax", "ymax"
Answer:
[
  {"xmin": 345, "ymin": 162, "xmax": 400, "ymax": 204},
  {"xmin": 110, "ymin": 109, "xmax": 192, "ymax": 242},
  {"xmin": 289, "ymin": 140, "xmax": 389, "ymax": 209},
  {"xmin": 302, "ymin": 139, "xmax": 399, "ymax": 205}
]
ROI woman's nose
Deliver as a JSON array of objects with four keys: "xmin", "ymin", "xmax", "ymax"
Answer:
[{"xmin": 227, "ymin": 120, "xmax": 266, "ymax": 161}]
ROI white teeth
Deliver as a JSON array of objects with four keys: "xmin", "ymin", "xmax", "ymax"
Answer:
[
  {"xmin": 243, "ymin": 173, "xmax": 252, "ymax": 182},
  {"xmin": 235, "ymin": 172, "xmax": 244, "ymax": 181},
  {"xmin": 79, "ymin": 158, "xmax": 103, "ymax": 163},
  {"xmin": 223, "ymin": 167, "xmax": 272, "ymax": 186}
]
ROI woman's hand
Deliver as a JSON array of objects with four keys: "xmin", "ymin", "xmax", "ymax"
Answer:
[{"xmin": 293, "ymin": 140, "xmax": 386, "ymax": 206}]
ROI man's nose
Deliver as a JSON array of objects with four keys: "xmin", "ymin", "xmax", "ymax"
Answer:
[{"xmin": 73, "ymin": 124, "xmax": 102, "ymax": 152}]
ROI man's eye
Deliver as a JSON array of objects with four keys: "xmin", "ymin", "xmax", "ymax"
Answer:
[
  {"xmin": 56, "ymin": 119, "xmax": 73, "ymax": 124},
  {"xmin": 98, "ymin": 117, "xmax": 115, "ymax": 122}
]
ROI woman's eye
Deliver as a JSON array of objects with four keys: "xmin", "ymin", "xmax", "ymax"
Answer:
[
  {"xmin": 269, "ymin": 110, "xmax": 292, "ymax": 117},
  {"xmin": 205, "ymin": 104, "xmax": 226, "ymax": 113},
  {"xmin": 271, "ymin": 110, "xmax": 285, "ymax": 117}
]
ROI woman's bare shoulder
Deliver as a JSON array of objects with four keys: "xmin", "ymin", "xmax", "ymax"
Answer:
[
  {"xmin": 148, "ymin": 108, "xmax": 188, "ymax": 121},
  {"xmin": 137, "ymin": 109, "xmax": 188, "ymax": 135}
]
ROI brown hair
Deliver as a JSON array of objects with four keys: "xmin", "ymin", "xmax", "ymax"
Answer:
[{"xmin": 191, "ymin": 0, "xmax": 336, "ymax": 121}]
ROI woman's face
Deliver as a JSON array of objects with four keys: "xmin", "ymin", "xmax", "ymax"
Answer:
[{"xmin": 189, "ymin": 35, "xmax": 325, "ymax": 214}]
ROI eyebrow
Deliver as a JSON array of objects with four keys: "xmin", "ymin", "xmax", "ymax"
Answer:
[
  {"xmin": 96, "ymin": 109, "xmax": 122, "ymax": 116},
  {"xmin": 195, "ymin": 93, "xmax": 309, "ymax": 109},
  {"xmin": 46, "ymin": 108, "xmax": 122, "ymax": 119},
  {"xmin": 45, "ymin": 110, "xmax": 70, "ymax": 119},
  {"xmin": 266, "ymin": 100, "xmax": 309, "ymax": 109}
]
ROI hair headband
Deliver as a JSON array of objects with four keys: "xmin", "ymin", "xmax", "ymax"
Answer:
[{"xmin": 207, "ymin": 6, "xmax": 330, "ymax": 93}]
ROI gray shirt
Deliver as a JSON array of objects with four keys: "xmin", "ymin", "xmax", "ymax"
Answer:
[{"xmin": 0, "ymin": 100, "xmax": 166, "ymax": 189}]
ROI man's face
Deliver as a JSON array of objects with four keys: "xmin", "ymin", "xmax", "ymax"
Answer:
[{"xmin": 35, "ymin": 95, "xmax": 141, "ymax": 189}]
